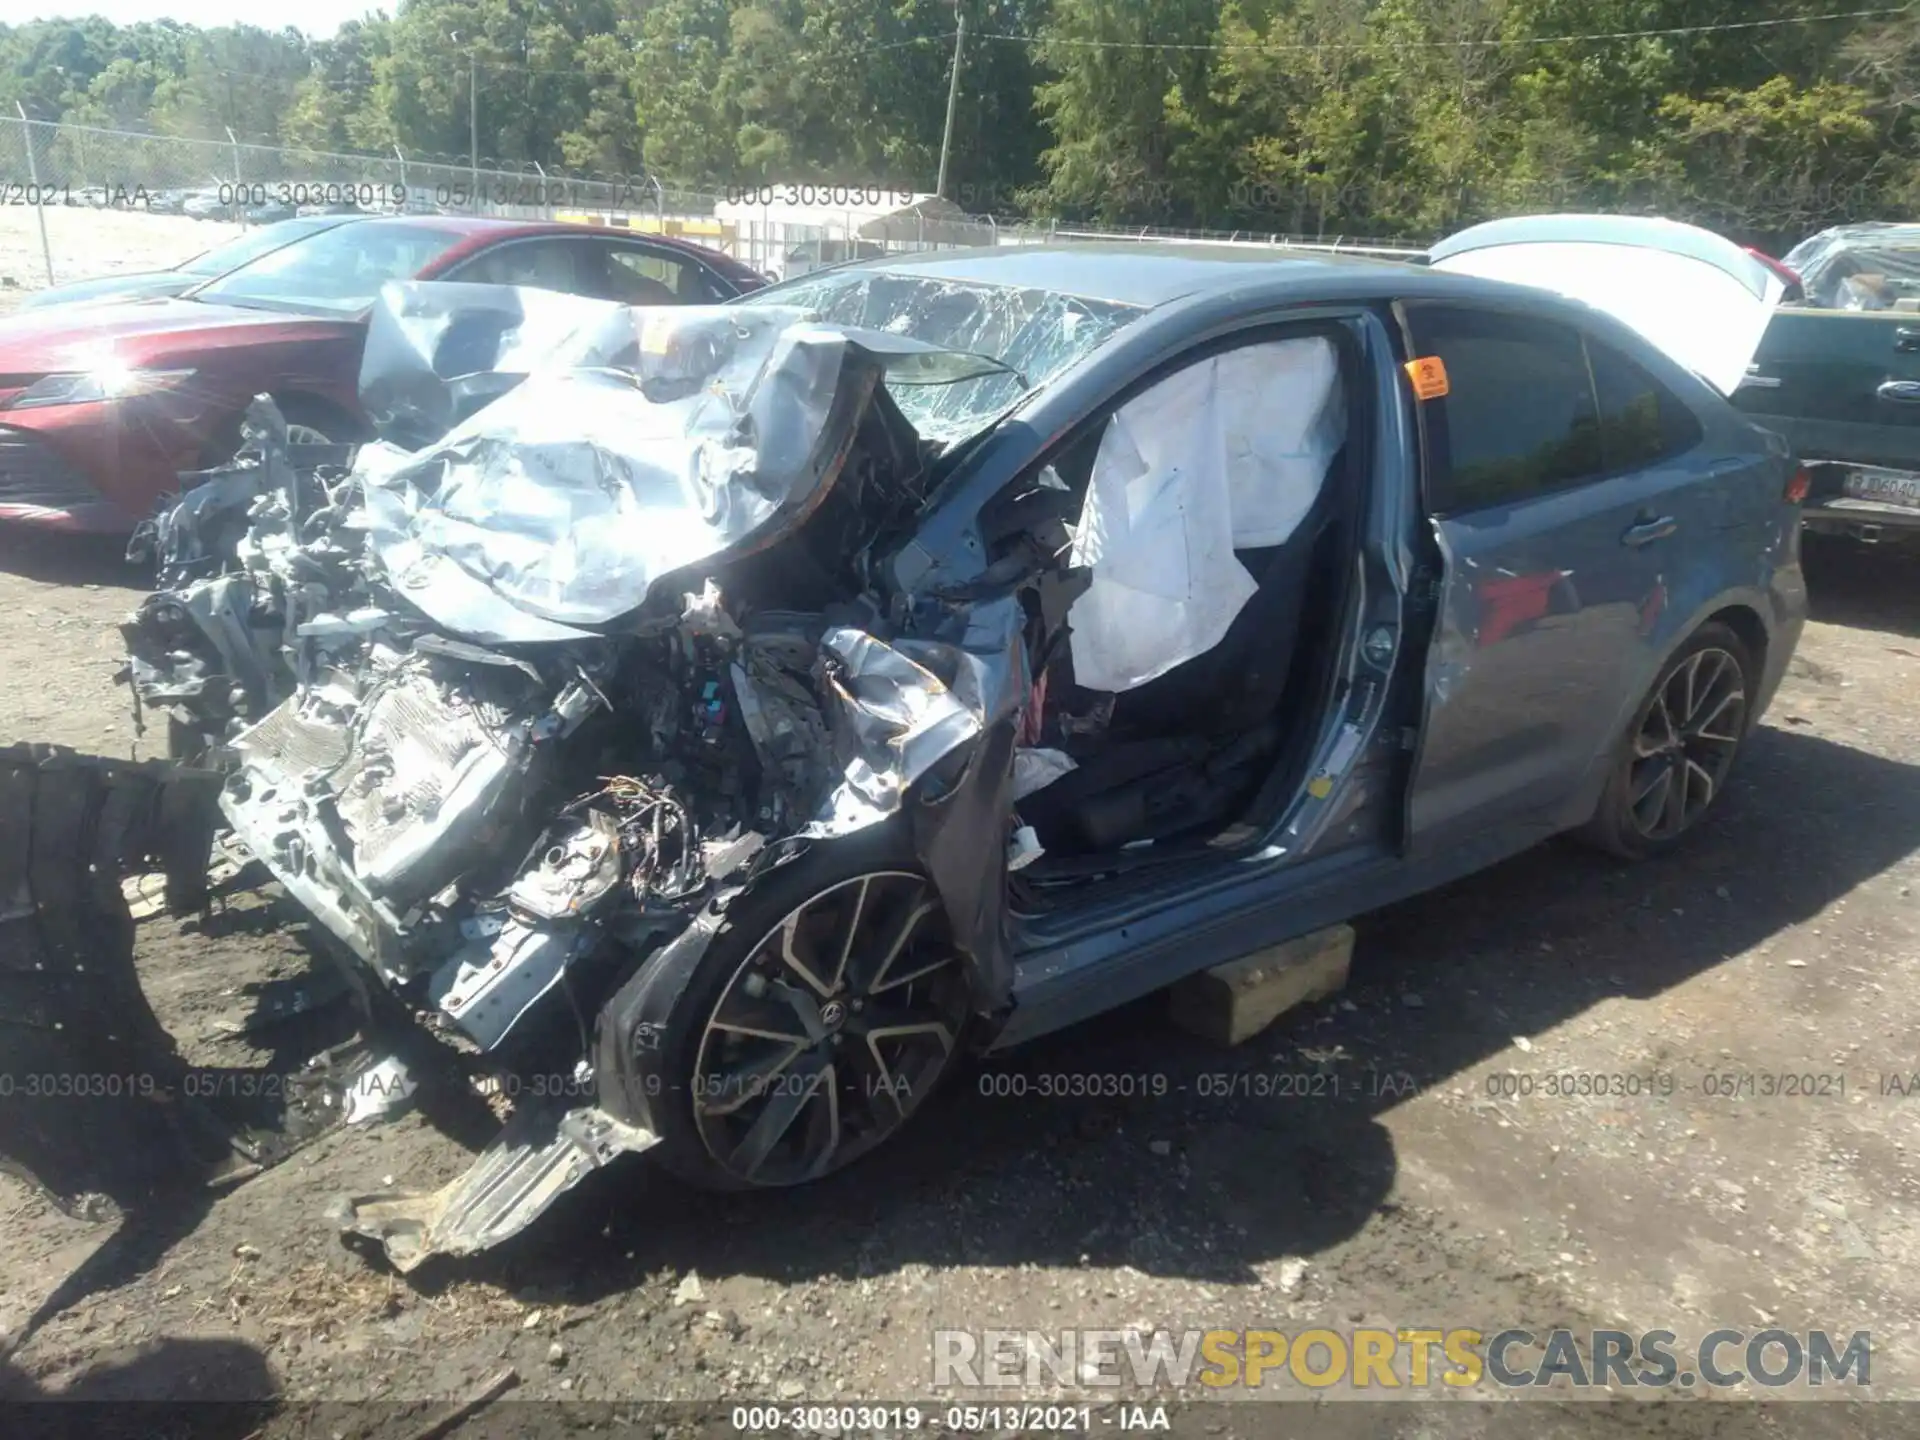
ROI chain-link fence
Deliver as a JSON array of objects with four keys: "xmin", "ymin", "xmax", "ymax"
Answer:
[
  {"xmin": 0, "ymin": 115, "xmax": 710, "ymax": 221},
  {"xmin": 1, "ymin": 115, "xmax": 1427, "ymax": 292}
]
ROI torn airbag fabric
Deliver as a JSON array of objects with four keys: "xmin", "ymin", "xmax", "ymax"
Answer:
[{"xmin": 1066, "ymin": 336, "xmax": 1344, "ymax": 693}]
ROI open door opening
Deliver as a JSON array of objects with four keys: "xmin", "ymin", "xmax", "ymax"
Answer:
[{"xmin": 977, "ymin": 324, "xmax": 1371, "ymax": 905}]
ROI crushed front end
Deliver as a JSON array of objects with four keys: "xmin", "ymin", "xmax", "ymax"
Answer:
[{"xmin": 120, "ymin": 287, "xmax": 1028, "ymax": 1269}]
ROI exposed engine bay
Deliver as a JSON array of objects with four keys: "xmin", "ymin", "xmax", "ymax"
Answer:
[
  {"xmin": 116, "ymin": 280, "xmax": 1353, "ymax": 1269},
  {"xmin": 118, "ymin": 287, "xmax": 1040, "ymax": 1267}
]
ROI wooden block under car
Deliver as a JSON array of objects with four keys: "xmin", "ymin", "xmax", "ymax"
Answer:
[{"xmin": 1168, "ymin": 923, "xmax": 1355, "ymax": 1047}]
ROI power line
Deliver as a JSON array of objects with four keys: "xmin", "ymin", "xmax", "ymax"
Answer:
[
  {"xmin": 977, "ymin": 4, "xmax": 1914, "ymax": 54},
  {"xmin": 460, "ymin": 30, "xmax": 955, "ymax": 79},
  {"xmin": 263, "ymin": 30, "xmax": 959, "ymax": 88}
]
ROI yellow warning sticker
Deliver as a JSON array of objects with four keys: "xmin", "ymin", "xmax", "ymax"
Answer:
[
  {"xmin": 1404, "ymin": 355, "xmax": 1450, "ymax": 401},
  {"xmin": 639, "ymin": 313, "xmax": 677, "ymax": 355}
]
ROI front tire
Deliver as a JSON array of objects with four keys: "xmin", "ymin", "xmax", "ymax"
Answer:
[
  {"xmin": 1577, "ymin": 622, "xmax": 1754, "ymax": 861},
  {"xmin": 629, "ymin": 824, "xmax": 976, "ymax": 1192}
]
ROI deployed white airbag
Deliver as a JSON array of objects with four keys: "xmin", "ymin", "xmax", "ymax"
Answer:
[{"xmin": 1065, "ymin": 337, "xmax": 1344, "ymax": 693}]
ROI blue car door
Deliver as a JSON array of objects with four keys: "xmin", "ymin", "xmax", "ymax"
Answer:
[{"xmin": 1397, "ymin": 302, "xmax": 1712, "ymax": 855}]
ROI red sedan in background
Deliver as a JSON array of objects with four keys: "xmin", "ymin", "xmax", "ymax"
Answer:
[{"xmin": 0, "ymin": 216, "xmax": 766, "ymax": 532}]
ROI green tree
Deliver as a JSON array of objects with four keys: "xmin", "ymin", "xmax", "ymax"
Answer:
[{"xmin": 1030, "ymin": 0, "xmax": 1219, "ymax": 222}]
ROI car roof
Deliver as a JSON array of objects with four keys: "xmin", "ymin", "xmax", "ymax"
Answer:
[
  {"xmin": 813, "ymin": 242, "xmax": 1419, "ymax": 309},
  {"xmin": 371, "ymin": 214, "xmax": 761, "ymax": 282}
]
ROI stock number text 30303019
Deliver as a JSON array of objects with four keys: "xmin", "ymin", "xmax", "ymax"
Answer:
[
  {"xmin": 217, "ymin": 182, "xmax": 406, "ymax": 210},
  {"xmin": 723, "ymin": 183, "xmax": 917, "ymax": 209}
]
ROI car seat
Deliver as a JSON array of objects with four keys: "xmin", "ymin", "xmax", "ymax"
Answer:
[{"xmin": 1019, "ymin": 447, "xmax": 1347, "ymax": 856}]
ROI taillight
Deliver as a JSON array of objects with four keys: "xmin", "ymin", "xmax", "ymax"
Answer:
[
  {"xmin": 1784, "ymin": 466, "xmax": 1811, "ymax": 504},
  {"xmin": 1746, "ymin": 246, "xmax": 1803, "ymax": 291}
]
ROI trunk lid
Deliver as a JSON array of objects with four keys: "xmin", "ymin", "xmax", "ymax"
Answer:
[{"xmin": 1428, "ymin": 214, "xmax": 1785, "ymax": 397}]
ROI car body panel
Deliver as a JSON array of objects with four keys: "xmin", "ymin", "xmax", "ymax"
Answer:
[
  {"xmin": 1733, "ymin": 225, "xmax": 1920, "ymax": 538},
  {"xmin": 1737, "ymin": 307, "xmax": 1920, "ymax": 537},
  {"xmin": 1429, "ymin": 214, "xmax": 1785, "ymax": 397},
  {"xmin": 18, "ymin": 271, "xmax": 214, "ymax": 311},
  {"xmin": 1736, "ymin": 307, "xmax": 1920, "ymax": 466},
  {"xmin": 0, "ymin": 220, "xmax": 765, "ymax": 531}
]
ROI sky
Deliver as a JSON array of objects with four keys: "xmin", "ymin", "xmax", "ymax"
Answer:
[{"xmin": 19, "ymin": 2, "xmax": 384, "ymax": 39}]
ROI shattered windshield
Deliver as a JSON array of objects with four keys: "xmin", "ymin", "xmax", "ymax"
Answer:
[
  {"xmin": 1783, "ymin": 225, "xmax": 1920, "ymax": 310},
  {"xmin": 739, "ymin": 270, "xmax": 1142, "ymax": 442}
]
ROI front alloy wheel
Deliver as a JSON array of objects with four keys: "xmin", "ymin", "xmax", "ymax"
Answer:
[{"xmin": 690, "ymin": 871, "xmax": 969, "ymax": 1187}]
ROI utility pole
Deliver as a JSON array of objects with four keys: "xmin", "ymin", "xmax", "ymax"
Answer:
[{"xmin": 935, "ymin": 2, "xmax": 966, "ymax": 200}]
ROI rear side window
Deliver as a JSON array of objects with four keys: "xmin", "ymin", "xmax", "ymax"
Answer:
[
  {"xmin": 1405, "ymin": 307, "xmax": 1603, "ymax": 514},
  {"xmin": 453, "ymin": 240, "xmax": 587, "ymax": 294},
  {"xmin": 602, "ymin": 246, "xmax": 697, "ymax": 301},
  {"xmin": 1587, "ymin": 339, "xmax": 1703, "ymax": 472}
]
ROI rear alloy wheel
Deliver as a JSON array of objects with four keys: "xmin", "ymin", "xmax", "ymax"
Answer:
[
  {"xmin": 684, "ymin": 870, "xmax": 970, "ymax": 1188},
  {"xmin": 1579, "ymin": 622, "xmax": 1753, "ymax": 860}
]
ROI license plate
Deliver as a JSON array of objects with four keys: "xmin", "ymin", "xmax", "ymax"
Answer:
[{"xmin": 1844, "ymin": 469, "xmax": 1920, "ymax": 509}]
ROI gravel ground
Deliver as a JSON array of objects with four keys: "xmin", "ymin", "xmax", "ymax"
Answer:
[{"xmin": 1, "ymin": 528, "xmax": 1917, "ymax": 1439}]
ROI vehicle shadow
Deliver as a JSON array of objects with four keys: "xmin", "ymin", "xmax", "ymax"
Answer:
[
  {"xmin": 1803, "ymin": 533, "xmax": 1920, "ymax": 638},
  {"xmin": 0, "ymin": 531, "xmax": 147, "ymax": 592},
  {"xmin": 448, "ymin": 724, "xmax": 1920, "ymax": 1303},
  {"xmin": 1, "ymin": 1341, "xmax": 277, "ymax": 1434}
]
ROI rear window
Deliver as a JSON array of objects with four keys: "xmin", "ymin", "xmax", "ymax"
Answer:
[{"xmin": 1783, "ymin": 229, "xmax": 1920, "ymax": 311}]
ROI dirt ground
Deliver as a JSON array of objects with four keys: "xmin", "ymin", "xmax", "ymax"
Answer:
[{"xmin": 1, "ymin": 525, "xmax": 1918, "ymax": 1438}]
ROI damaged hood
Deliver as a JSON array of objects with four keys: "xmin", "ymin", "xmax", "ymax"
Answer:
[
  {"xmin": 0, "ymin": 295, "xmax": 357, "ymax": 374},
  {"xmin": 1428, "ymin": 214, "xmax": 1785, "ymax": 396},
  {"xmin": 353, "ymin": 284, "xmax": 1017, "ymax": 646}
]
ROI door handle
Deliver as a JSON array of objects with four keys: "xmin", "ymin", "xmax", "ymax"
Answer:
[
  {"xmin": 1898, "ymin": 328, "xmax": 1920, "ymax": 354},
  {"xmin": 1877, "ymin": 379, "xmax": 1920, "ymax": 404},
  {"xmin": 1622, "ymin": 515, "xmax": 1678, "ymax": 547}
]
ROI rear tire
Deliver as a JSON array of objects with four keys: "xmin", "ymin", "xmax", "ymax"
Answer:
[{"xmin": 1576, "ymin": 622, "xmax": 1754, "ymax": 861}]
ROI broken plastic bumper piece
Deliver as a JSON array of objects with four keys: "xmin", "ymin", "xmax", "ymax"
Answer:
[{"xmin": 329, "ymin": 1102, "xmax": 660, "ymax": 1272}]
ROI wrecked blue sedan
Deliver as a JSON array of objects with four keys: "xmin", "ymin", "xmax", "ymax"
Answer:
[{"xmin": 119, "ymin": 224, "xmax": 1808, "ymax": 1269}]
